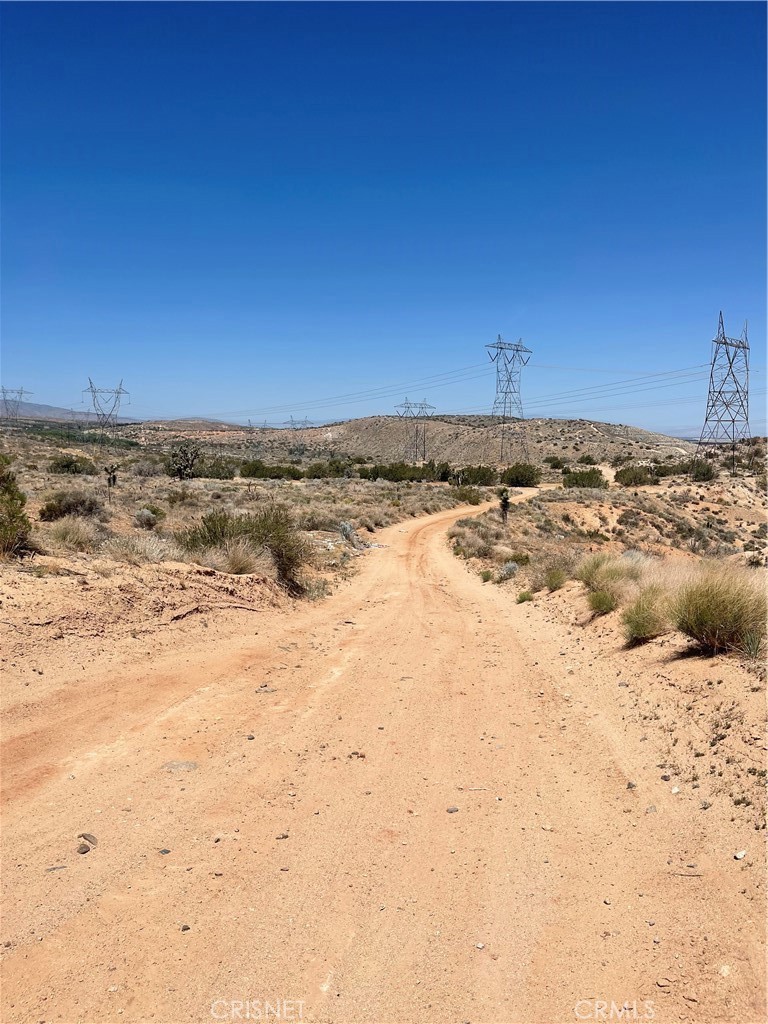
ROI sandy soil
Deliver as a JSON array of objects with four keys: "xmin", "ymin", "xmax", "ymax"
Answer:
[{"xmin": 1, "ymin": 496, "xmax": 765, "ymax": 1024}]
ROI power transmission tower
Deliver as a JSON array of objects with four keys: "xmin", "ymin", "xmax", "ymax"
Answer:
[
  {"xmin": 486, "ymin": 335, "xmax": 531, "ymax": 464},
  {"xmin": 416, "ymin": 399, "xmax": 436, "ymax": 461},
  {"xmin": 284, "ymin": 416, "xmax": 311, "ymax": 430},
  {"xmin": 1, "ymin": 387, "xmax": 33, "ymax": 423},
  {"xmin": 395, "ymin": 397, "xmax": 420, "ymax": 463},
  {"xmin": 83, "ymin": 379, "xmax": 129, "ymax": 442},
  {"xmin": 693, "ymin": 312, "xmax": 752, "ymax": 476}
]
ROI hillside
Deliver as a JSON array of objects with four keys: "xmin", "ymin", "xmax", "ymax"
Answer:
[{"xmin": 126, "ymin": 414, "xmax": 696, "ymax": 465}]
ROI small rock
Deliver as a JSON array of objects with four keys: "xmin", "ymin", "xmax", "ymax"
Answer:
[
  {"xmin": 627, "ymin": 782, "xmax": 636, "ymax": 790},
  {"xmin": 247, "ymin": 735, "xmax": 255, "ymax": 741},
  {"xmin": 618, "ymin": 681, "xmax": 628, "ymax": 688},
  {"xmin": 446, "ymin": 806, "xmax": 459, "ymax": 814},
  {"xmin": 159, "ymin": 849, "xmax": 171, "ymax": 855},
  {"xmin": 646, "ymin": 805, "xmax": 657, "ymax": 814},
  {"xmin": 671, "ymin": 786, "xmax": 680, "ymax": 795},
  {"xmin": 181, "ymin": 924, "xmax": 190, "ymax": 932},
  {"xmin": 78, "ymin": 833, "xmax": 98, "ymax": 846},
  {"xmin": 163, "ymin": 761, "xmax": 198, "ymax": 773},
  {"xmin": 661, "ymin": 774, "xmax": 671, "ymax": 782},
  {"xmin": 700, "ymin": 800, "xmax": 711, "ymax": 810},
  {"xmin": 603, "ymin": 898, "xmax": 612, "ymax": 905},
  {"xmin": 280, "ymin": 867, "xmax": 289, "ymax": 872},
  {"xmin": 276, "ymin": 833, "xmax": 289, "ymax": 840},
  {"xmin": 475, "ymin": 942, "xmax": 485, "ymax": 949},
  {"xmin": 77, "ymin": 843, "xmax": 90, "ymax": 855},
  {"xmin": 734, "ymin": 850, "xmax": 747, "ymax": 860}
]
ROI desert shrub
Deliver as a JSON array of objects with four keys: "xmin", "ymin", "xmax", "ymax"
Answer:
[
  {"xmin": 102, "ymin": 533, "xmax": 182, "ymax": 565},
  {"xmin": 177, "ymin": 506, "xmax": 308, "ymax": 588},
  {"xmin": 614, "ymin": 465, "xmax": 659, "ymax": 487},
  {"xmin": 516, "ymin": 590, "xmax": 533, "ymax": 603},
  {"xmin": 303, "ymin": 460, "xmax": 348, "ymax": 479},
  {"xmin": 39, "ymin": 489, "xmax": 104, "ymax": 521},
  {"xmin": 0, "ymin": 455, "xmax": 32, "ymax": 555},
  {"xmin": 563, "ymin": 468, "xmax": 608, "ymax": 489},
  {"xmin": 134, "ymin": 508, "xmax": 158, "ymax": 530},
  {"xmin": 452, "ymin": 485, "xmax": 482, "ymax": 505},
  {"xmin": 495, "ymin": 560, "xmax": 519, "ymax": 582},
  {"xmin": 240, "ymin": 459, "xmax": 303, "ymax": 480},
  {"xmin": 622, "ymin": 586, "xmax": 670, "ymax": 645},
  {"xmin": 577, "ymin": 454, "xmax": 597, "ymax": 465},
  {"xmin": 673, "ymin": 567, "xmax": 766, "ymax": 654},
  {"xmin": 166, "ymin": 486, "xmax": 197, "ymax": 506},
  {"xmin": 131, "ymin": 458, "xmax": 164, "ymax": 477},
  {"xmin": 457, "ymin": 465, "xmax": 498, "ymax": 486},
  {"xmin": 48, "ymin": 454, "xmax": 97, "ymax": 475},
  {"xmin": 194, "ymin": 456, "xmax": 237, "ymax": 480},
  {"xmin": 544, "ymin": 455, "xmax": 565, "ymax": 469},
  {"xmin": 686, "ymin": 459, "xmax": 716, "ymax": 482},
  {"xmin": 545, "ymin": 566, "xmax": 568, "ymax": 591},
  {"xmin": 480, "ymin": 569, "xmax": 493, "ymax": 582},
  {"xmin": 49, "ymin": 516, "xmax": 102, "ymax": 552},
  {"xmin": 589, "ymin": 589, "xmax": 617, "ymax": 614},
  {"xmin": 500, "ymin": 463, "xmax": 541, "ymax": 487}
]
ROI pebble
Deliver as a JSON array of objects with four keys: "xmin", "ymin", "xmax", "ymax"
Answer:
[
  {"xmin": 661, "ymin": 774, "xmax": 671, "ymax": 782},
  {"xmin": 671, "ymin": 786, "xmax": 680, "ymax": 795},
  {"xmin": 627, "ymin": 782, "xmax": 636, "ymax": 790},
  {"xmin": 77, "ymin": 843, "xmax": 90, "ymax": 855},
  {"xmin": 78, "ymin": 833, "xmax": 98, "ymax": 846},
  {"xmin": 163, "ymin": 761, "xmax": 198, "ymax": 773},
  {"xmin": 475, "ymin": 943, "xmax": 485, "ymax": 949},
  {"xmin": 447, "ymin": 806, "xmax": 459, "ymax": 814},
  {"xmin": 181, "ymin": 924, "xmax": 190, "ymax": 932},
  {"xmin": 159, "ymin": 849, "xmax": 171, "ymax": 855},
  {"xmin": 646, "ymin": 805, "xmax": 657, "ymax": 814},
  {"xmin": 618, "ymin": 681, "xmax": 628, "ymax": 688},
  {"xmin": 734, "ymin": 850, "xmax": 747, "ymax": 860},
  {"xmin": 603, "ymin": 898, "xmax": 612, "ymax": 905},
  {"xmin": 247, "ymin": 735, "xmax": 255, "ymax": 741},
  {"xmin": 276, "ymin": 833, "xmax": 289, "ymax": 840}
]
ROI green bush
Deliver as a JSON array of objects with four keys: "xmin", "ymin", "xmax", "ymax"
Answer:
[
  {"xmin": 48, "ymin": 454, "xmax": 97, "ymax": 475},
  {"xmin": 543, "ymin": 455, "xmax": 565, "ymax": 469},
  {"xmin": 545, "ymin": 567, "xmax": 567, "ymax": 591},
  {"xmin": 176, "ymin": 506, "xmax": 309, "ymax": 589},
  {"xmin": 577, "ymin": 454, "xmax": 597, "ymax": 465},
  {"xmin": 563, "ymin": 468, "xmax": 608, "ymax": 489},
  {"xmin": 0, "ymin": 456, "xmax": 32, "ymax": 556},
  {"xmin": 589, "ymin": 589, "xmax": 617, "ymax": 614},
  {"xmin": 500, "ymin": 463, "xmax": 541, "ymax": 487},
  {"xmin": 622, "ymin": 586, "xmax": 669, "ymax": 645},
  {"xmin": 575, "ymin": 553, "xmax": 612, "ymax": 588},
  {"xmin": 240, "ymin": 459, "xmax": 303, "ymax": 480},
  {"xmin": 673, "ymin": 568, "xmax": 766, "ymax": 654},
  {"xmin": 686, "ymin": 459, "xmax": 716, "ymax": 482},
  {"xmin": 452, "ymin": 485, "xmax": 482, "ymax": 505},
  {"xmin": 614, "ymin": 465, "xmax": 659, "ymax": 487},
  {"xmin": 194, "ymin": 456, "xmax": 237, "ymax": 480},
  {"xmin": 39, "ymin": 489, "xmax": 104, "ymax": 521},
  {"xmin": 480, "ymin": 569, "xmax": 493, "ymax": 582},
  {"xmin": 516, "ymin": 590, "xmax": 533, "ymax": 603}
]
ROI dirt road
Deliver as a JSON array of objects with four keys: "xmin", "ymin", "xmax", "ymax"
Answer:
[{"xmin": 1, "ymin": 500, "xmax": 764, "ymax": 1024}]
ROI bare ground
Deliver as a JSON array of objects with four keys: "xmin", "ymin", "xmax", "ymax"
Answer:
[{"xmin": 1, "ymin": 496, "xmax": 765, "ymax": 1024}]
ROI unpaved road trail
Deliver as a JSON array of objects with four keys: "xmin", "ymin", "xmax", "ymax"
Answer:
[{"xmin": 1, "ymin": 499, "xmax": 763, "ymax": 1024}]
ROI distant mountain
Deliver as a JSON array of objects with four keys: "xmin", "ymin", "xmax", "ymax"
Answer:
[{"xmin": 0, "ymin": 399, "xmax": 138, "ymax": 424}]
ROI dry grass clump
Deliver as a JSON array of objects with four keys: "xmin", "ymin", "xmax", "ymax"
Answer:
[
  {"xmin": 200, "ymin": 538, "xmax": 276, "ymax": 577},
  {"xmin": 48, "ymin": 515, "xmax": 104, "ymax": 553},
  {"xmin": 101, "ymin": 533, "xmax": 183, "ymax": 565},
  {"xmin": 673, "ymin": 566, "xmax": 766, "ymax": 655},
  {"xmin": 622, "ymin": 585, "xmax": 671, "ymax": 644},
  {"xmin": 529, "ymin": 550, "xmax": 578, "ymax": 592}
]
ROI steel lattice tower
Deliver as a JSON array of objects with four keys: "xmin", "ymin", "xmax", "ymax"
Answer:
[
  {"xmin": 1, "ymin": 387, "xmax": 33, "ymax": 423},
  {"xmin": 486, "ymin": 335, "xmax": 531, "ymax": 463},
  {"xmin": 693, "ymin": 312, "xmax": 752, "ymax": 476},
  {"xmin": 84, "ymin": 379, "xmax": 130, "ymax": 442},
  {"xmin": 395, "ymin": 397, "xmax": 420, "ymax": 463}
]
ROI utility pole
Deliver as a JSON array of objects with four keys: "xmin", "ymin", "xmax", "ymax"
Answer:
[
  {"xmin": 83, "ymin": 379, "xmax": 129, "ymax": 443},
  {"xmin": 693, "ymin": 312, "xmax": 752, "ymax": 476},
  {"xmin": 1, "ymin": 387, "xmax": 33, "ymax": 423},
  {"xmin": 486, "ymin": 335, "xmax": 531, "ymax": 464}
]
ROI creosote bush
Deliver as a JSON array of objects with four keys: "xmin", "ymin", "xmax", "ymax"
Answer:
[
  {"xmin": 500, "ymin": 463, "xmax": 541, "ymax": 487},
  {"xmin": 614, "ymin": 464, "xmax": 659, "ymax": 487},
  {"xmin": 516, "ymin": 590, "xmax": 533, "ymax": 603},
  {"xmin": 0, "ymin": 455, "xmax": 32, "ymax": 556},
  {"xmin": 563, "ymin": 468, "xmax": 608, "ymax": 489},
  {"xmin": 48, "ymin": 454, "xmax": 97, "ymax": 475}
]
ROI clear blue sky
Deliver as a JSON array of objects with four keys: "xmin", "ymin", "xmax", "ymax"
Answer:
[{"xmin": 2, "ymin": 1, "xmax": 765, "ymax": 434}]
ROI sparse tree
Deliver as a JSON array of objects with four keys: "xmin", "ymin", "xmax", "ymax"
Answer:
[
  {"xmin": 499, "ymin": 487, "xmax": 511, "ymax": 524},
  {"xmin": 167, "ymin": 442, "xmax": 202, "ymax": 480}
]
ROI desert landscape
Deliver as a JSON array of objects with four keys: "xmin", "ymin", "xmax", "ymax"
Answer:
[{"xmin": 0, "ymin": 416, "xmax": 765, "ymax": 1023}]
